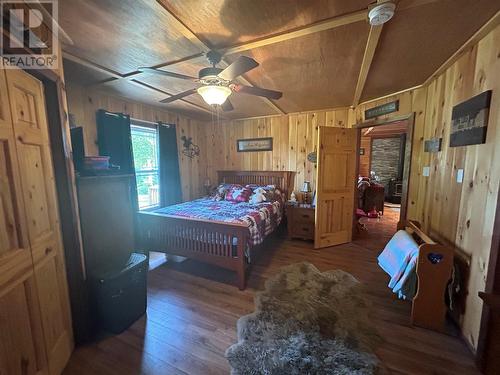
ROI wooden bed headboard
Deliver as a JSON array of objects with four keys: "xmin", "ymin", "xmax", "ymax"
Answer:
[{"xmin": 217, "ymin": 170, "xmax": 295, "ymax": 198}]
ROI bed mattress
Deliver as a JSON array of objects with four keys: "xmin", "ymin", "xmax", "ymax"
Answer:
[{"xmin": 152, "ymin": 197, "xmax": 283, "ymax": 246}]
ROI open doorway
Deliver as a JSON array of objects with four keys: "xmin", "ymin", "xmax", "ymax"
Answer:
[{"xmin": 354, "ymin": 113, "xmax": 415, "ymax": 237}]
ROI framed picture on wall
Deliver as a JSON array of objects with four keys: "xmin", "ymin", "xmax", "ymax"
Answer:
[
  {"xmin": 450, "ymin": 90, "xmax": 492, "ymax": 147},
  {"xmin": 237, "ymin": 137, "xmax": 273, "ymax": 152}
]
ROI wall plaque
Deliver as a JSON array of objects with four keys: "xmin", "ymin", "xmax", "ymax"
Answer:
[
  {"xmin": 364, "ymin": 100, "xmax": 399, "ymax": 120},
  {"xmin": 307, "ymin": 151, "xmax": 317, "ymax": 163},
  {"xmin": 237, "ymin": 137, "xmax": 273, "ymax": 152},
  {"xmin": 424, "ymin": 138, "xmax": 442, "ymax": 153}
]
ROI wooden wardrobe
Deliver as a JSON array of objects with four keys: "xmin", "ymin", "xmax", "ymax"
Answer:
[{"xmin": 0, "ymin": 68, "xmax": 73, "ymax": 374}]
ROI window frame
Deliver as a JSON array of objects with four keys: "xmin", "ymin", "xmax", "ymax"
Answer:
[{"xmin": 130, "ymin": 122, "xmax": 161, "ymax": 210}]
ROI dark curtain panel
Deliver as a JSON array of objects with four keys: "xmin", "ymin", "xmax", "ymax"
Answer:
[
  {"xmin": 158, "ymin": 122, "xmax": 182, "ymax": 206},
  {"xmin": 95, "ymin": 109, "xmax": 139, "ymax": 216},
  {"xmin": 96, "ymin": 109, "xmax": 134, "ymax": 174}
]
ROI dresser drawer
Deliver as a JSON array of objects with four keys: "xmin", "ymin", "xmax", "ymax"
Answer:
[
  {"xmin": 293, "ymin": 208, "xmax": 315, "ymax": 223},
  {"xmin": 286, "ymin": 205, "xmax": 315, "ymax": 241},
  {"xmin": 291, "ymin": 222, "xmax": 314, "ymax": 240}
]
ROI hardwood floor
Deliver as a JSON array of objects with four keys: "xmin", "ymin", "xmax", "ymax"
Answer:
[{"xmin": 64, "ymin": 210, "xmax": 479, "ymax": 374}]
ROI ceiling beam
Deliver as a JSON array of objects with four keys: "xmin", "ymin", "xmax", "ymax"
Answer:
[
  {"xmin": 352, "ymin": 0, "xmax": 405, "ymax": 106},
  {"xmin": 63, "ymin": 0, "xmax": 448, "ymax": 117},
  {"xmin": 220, "ymin": 57, "xmax": 285, "ymax": 114},
  {"xmin": 154, "ymin": 0, "xmax": 285, "ymax": 115},
  {"xmin": 84, "ymin": 0, "xmax": 443, "ymax": 107},
  {"xmin": 87, "ymin": 5, "xmax": 369, "ymax": 102},
  {"xmin": 352, "ymin": 24, "xmax": 383, "ymax": 106},
  {"xmin": 88, "ymin": 0, "xmax": 440, "ymax": 86},
  {"xmin": 126, "ymin": 79, "xmax": 217, "ymax": 116},
  {"xmin": 155, "ymin": 0, "xmax": 211, "ymax": 52},
  {"xmin": 62, "ymin": 52, "xmax": 215, "ymax": 116},
  {"xmin": 221, "ymin": 9, "xmax": 367, "ymax": 56},
  {"xmin": 63, "ymin": 51, "xmax": 122, "ymax": 79},
  {"xmin": 90, "ymin": 52, "xmax": 206, "ymax": 87}
]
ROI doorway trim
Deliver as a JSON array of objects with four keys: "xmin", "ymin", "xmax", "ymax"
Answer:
[
  {"xmin": 476, "ymin": 186, "xmax": 500, "ymax": 371},
  {"xmin": 27, "ymin": 69, "xmax": 90, "ymax": 343},
  {"xmin": 353, "ymin": 113, "xmax": 415, "ymax": 229}
]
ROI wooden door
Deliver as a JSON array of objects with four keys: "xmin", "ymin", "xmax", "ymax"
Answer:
[
  {"xmin": 5, "ymin": 69, "xmax": 73, "ymax": 375},
  {"xmin": 314, "ymin": 127, "xmax": 357, "ymax": 249},
  {"xmin": 0, "ymin": 69, "xmax": 48, "ymax": 375}
]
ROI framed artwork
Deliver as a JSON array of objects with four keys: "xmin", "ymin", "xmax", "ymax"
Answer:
[
  {"xmin": 450, "ymin": 90, "xmax": 492, "ymax": 147},
  {"xmin": 237, "ymin": 137, "xmax": 273, "ymax": 152}
]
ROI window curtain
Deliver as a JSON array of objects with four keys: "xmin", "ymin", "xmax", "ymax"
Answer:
[
  {"xmin": 158, "ymin": 122, "xmax": 182, "ymax": 206},
  {"xmin": 96, "ymin": 109, "xmax": 134, "ymax": 174},
  {"xmin": 95, "ymin": 109, "xmax": 139, "ymax": 215}
]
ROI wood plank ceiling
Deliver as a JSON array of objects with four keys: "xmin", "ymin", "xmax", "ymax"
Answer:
[{"xmin": 59, "ymin": 0, "xmax": 500, "ymax": 120}]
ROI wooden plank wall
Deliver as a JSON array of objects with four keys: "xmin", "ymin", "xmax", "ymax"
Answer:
[
  {"xmin": 202, "ymin": 108, "xmax": 354, "ymax": 193},
  {"xmin": 65, "ymin": 84, "xmax": 207, "ymax": 201},
  {"xmin": 64, "ymin": 24, "xmax": 499, "ymax": 352},
  {"xmin": 359, "ymin": 136, "xmax": 372, "ymax": 177},
  {"xmin": 353, "ymin": 25, "xmax": 500, "ymax": 350},
  {"xmin": 198, "ymin": 24, "xmax": 499, "ymax": 350}
]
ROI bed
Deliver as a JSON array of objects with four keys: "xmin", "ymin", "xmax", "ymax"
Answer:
[{"xmin": 136, "ymin": 171, "xmax": 295, "ymax": 289}]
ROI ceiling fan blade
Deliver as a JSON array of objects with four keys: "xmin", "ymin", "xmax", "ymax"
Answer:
[
  {"xmin": 138, "ymin": 67, "xmax": 198, "ymax": 81},
  {"xmin": 221, "ymin": 99, "xmax": 234, "ymax": 112},
  {"xmin": 232, "ymin": 84, "xmax": 282, "ymax": 100},
  {"xmin": 160, "ymin": 89, "xmax": 197, "ymax": 103},
  {"xmin": 218, "ymin": 56, "xmax": 259, "ymax": 81}
]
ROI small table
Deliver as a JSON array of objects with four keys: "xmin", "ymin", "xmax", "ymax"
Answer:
[{"xmin": 286, "ymin": 203, "xmax": 315, "ymax": 241}]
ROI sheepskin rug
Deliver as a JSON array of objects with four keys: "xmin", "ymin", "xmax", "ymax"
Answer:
[{"xmin": 225, "ymin": 262, "xmax": 381, "ymax": 375}]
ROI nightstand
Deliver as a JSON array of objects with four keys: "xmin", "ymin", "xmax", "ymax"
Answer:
[{"xmin": 286, "ymin": 204, "xmax": 315, "ymax": 241}]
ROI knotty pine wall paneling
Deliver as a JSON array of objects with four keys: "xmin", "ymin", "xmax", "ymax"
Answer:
[
  {"xmin": 65, "ymin": 84, "xmax": 207, "ymax": 201},
  {"xmin": 203, "ymin": 108, "xmax": 353, "ymax": 194},
  {"xmin": 63, "ymin": 24, "xmax": 499, "ymax": 352},
  {"xmin": 359, "ymin": 136, "xmax": 372, "ymax": 177},
  {"xmin": 353, "ymin": 25, "xmax": 500, "ymax": 350}
]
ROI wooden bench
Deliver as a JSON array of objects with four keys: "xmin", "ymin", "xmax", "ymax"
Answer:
[{"xmin": 402, "ymin": 220, "xmax": 454, "ymax": 332}]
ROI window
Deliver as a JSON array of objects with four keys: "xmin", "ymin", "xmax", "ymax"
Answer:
[{"xmin": 131, "ymin": 124, "xmax": 160, "ymax": 209}]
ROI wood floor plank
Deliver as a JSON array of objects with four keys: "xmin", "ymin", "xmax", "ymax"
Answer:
[{"xmin": 64, "ymin": 208, "xmax": 480, "ymax": 374}]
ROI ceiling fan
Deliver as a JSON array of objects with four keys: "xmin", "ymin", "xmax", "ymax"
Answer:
[{"xmin": 138, "ymin": 51, "xmax": 282, "ymax": 112}]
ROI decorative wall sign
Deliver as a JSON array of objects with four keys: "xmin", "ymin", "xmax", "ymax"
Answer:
[
  {"xmin": 450, "ymin": 90, "xmax": 491, "ymax": 147},
  {"xmin": 181, "ymin": 135, "xmax": 200, "ymax": 158},
  {"xmin": 364, "ymin": 100, "xmax": 399, "ymax": 120},
  {"xmin": 307, "ymin": 151, "xmax": 317, "ymax": 163},
  {"xmin": 237, "ymin": 137, "xmax": 273, "ymax": 152},
  {"xmin": 424, "ymin": 138, "xmax": 442, "ymax": 153},
  {"xmin": 359, "ymin": 148, "xmax": 365, "ymax": 155}
]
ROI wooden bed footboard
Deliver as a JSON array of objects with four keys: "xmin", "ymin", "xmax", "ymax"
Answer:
[
  {"xmin": 136, "ymin": 170, "xmax": 295, "ymax": 290},
  {"xmin": 136, "ymin": 211, "xmax": 249, "ymax": 289}
]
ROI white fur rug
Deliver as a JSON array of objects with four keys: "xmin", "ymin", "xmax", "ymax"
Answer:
[{"xmin": 226, "ymin": 262, "xmax": 380, "ymax": 374}]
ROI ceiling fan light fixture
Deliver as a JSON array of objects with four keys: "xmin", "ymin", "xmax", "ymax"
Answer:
[{"xmin": 197, "ymin": 85, "xmax": 232, "ymax": 105}]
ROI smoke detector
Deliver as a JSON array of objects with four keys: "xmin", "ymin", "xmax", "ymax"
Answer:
[{"xmin": 368, "ymin": 2, "xmax": 396, "ymax": 26}]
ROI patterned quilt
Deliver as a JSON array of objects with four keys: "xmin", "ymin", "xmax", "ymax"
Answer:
[{"xmin": 152, "ymin": 197, "xmax": 283, "ymax": 246}]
